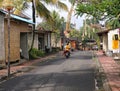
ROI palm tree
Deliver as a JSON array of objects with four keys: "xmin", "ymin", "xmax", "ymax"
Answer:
[
  {"xmin": 1, "ymin": 0, "xmax": 68, "ymax": 54},
  {"xmin": 50, "ymin": 10, "xmax": 65, "ymax": 47},
  {"xmin": 13, "ymin": 0, "xmax": 67, "ymax": 21},
  {"xmin": 80, "ymin": 17, "xmax": 100, "ymax": 50},
  {"xmin": 37, "ymin": 11, "xmax": 66, "ymax": 47},
  {"xmin": 29, "ymin": 0, "xmax": 68, "ymax": 52},
  {"xmin": 0, "ymin": 0, "xmax": 68, "ymax": 59},
  {"xmin": 10, "ymin": 0, "xmax": 68, "ymax": 53}
]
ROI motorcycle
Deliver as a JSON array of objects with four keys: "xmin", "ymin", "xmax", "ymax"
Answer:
[{"xmin": 64, "ymin": 50, "xmax": 70, "ymax": 58}]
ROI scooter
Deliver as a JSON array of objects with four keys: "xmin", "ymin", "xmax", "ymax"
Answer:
[{"xmin": 64, "ymin": 50, "xmax": 70, "ymax": 58}]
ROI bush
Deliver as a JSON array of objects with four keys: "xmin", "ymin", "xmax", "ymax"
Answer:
[
  {"xmin": 52, "ymin": 47, "xmax": 60, "ymax": 52},
  {"xmin": 37, "ymin": 50, "xmax": 45, "ymax": 57},
  {"xmin": 29, "ymin": 48, "xmax": 45, "ymax": 59}
]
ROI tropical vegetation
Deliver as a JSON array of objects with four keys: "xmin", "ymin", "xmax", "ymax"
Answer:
[
  {"xmin": 29, "ymin": 48, "xmax": 45, "ymax": 59},
  {"xmin": 75, "ymin": 0, "xmax": 120, "ymax": 29},
  {"xmin": 37, "ymin": 10, "xmax": 66, "ymax": 47},
  {"xmin": 0, "ymin": 0, "xmax": 68, "ymax": 59}
]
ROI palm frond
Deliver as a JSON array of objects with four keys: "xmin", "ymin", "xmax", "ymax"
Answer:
[
  {"xmin": 57, "ymin": 1, "xmax": 68, "ymax": 11},
  {"xmin": 43, "ymin": 0, "xmax": 68, "ymax": 11},
  {"xmin": 42, "ymin": 0, "xmax": 57, "ymax": 4},
  {"xmin": 36, "ymin": 1, "xmax": 53, "ymax": 23},
  {"xmin": 13, "ymin": 0, "xmax": 29, "ymax": 15},
  {"xmin": 68, "ymin": 0, "xmax": 76, "ymax": 5}
]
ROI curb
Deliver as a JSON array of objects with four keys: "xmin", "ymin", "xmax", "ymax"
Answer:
[{"xmin": 94, "ymin": 52, "xmax": 112, "ymax": 91}]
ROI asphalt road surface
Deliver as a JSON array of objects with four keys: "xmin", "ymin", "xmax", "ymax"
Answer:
[{"xmin": 0, "ymin": 51, "xmax": 96, "ymax": 91}]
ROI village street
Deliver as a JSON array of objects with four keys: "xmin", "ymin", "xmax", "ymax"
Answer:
[
  {"xmin": 0, "ymin": 0, "xmax": 120, "ymax": 91},
  {"xmin": 0, "ymin": 51, "xmax": 95, "ymax": 91}
]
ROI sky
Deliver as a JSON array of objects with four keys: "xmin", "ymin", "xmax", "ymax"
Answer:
[
  {"xmin": 24, "ymin": 0, "xmax": 85, "ymax": 30},
  {"xmin": 59, "ymin": 0, "xmax": 85, "ymax": 29}
]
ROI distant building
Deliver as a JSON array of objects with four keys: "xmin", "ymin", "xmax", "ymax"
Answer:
[{"xmin": 37, "ymin": 27, "xmax": 53, "ymax": 53}]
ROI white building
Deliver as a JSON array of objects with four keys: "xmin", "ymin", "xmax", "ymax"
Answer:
[
  {"xmin": 108, "ymin": 28, "xmax": 119, "ymax": 53},
  {"xmin": 97, "ymin": 28, "xmax": 120, "ymax": 57}
]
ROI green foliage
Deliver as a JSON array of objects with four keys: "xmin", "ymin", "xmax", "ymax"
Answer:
[
  {"xmin": 50, "ymin": 11, "xmax": 65, "ymax": 47},
  {"xmin": 76, "ymin": 0, "xmax": 120, "ymax": 28},
  {"xmin": 68, "ymin": 0, "xmax": 76, "ymax": 5},
  {"xmin": 79, "ymin": 18, "xmax": 100, "ymax": 47},
  {"xmin": 37, "ymin": 10, "xmax": 65, "ymax": 47},
  {"xmin": 105, "ymin": 17, "xmax": 120, "ymax": 29},
  {"xmin": 82, "ymin": 36, "xmax": 88, "ymax": 45},
  {"xmin": 52, "ymin": 47, "xmax": 61, "ymax": 52},
  {"xmin": 51, "ymin": 10, "xmax": 61, "ymax": 31},
  {"xmin": 37, "ymin": 50, "xmax": 45, "ymax": 57},
  {"xmin": 29, "ymin": 48, "xmax": 45, "ymax": 59},
  {"xmin": 37, "ymin": 22, "xmax": 52, "ymax": 30},
  {"xmin": 70, "ymin": 29, "xmax": 81, "ymax": 38}
]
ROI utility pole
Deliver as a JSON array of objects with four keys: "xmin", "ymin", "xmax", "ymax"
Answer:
[{"xmin": 3, "ymin": 0, "xmax": 14, "ymax": 77}]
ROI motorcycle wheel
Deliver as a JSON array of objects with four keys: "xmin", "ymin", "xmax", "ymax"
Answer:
[{"xmin": 65, "ymin": 52, "xmax": 70, "ymax": 58}]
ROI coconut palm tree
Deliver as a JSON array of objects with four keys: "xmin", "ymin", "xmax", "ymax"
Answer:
[
  {"xmin": 34, "ymin": 0, "xmax": 67, "ymax": 51},
  {"xmin": 0, "ymin": 0, "xmax": 68, "ymax": 58},
  {"xmin": 29, "ymin": 0, "xmax": 68, "ymax": 52},
  {"xmin": 13, "ymin": 0, "xmax": 68, "ymax": 22},
  {"xmin": 10, "ymin": 0, "xmax": 68, "ymax": 52},
  {"xmin": 37, "ymin": 10, "xmax": 66, "ymax": 47},
  {"xmin": 50, "ymin": 10, "xmax": 65, "ymax": 47}
]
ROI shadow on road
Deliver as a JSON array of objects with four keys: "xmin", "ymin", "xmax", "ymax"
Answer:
[{"xmin": 0, "ymin": 68, "xmax": 95, "ymax": 91}]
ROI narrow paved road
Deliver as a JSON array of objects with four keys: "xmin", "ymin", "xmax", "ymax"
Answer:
[{"xmin": 0, "ymin": 51, "xmax": 95, "ymax": 91}]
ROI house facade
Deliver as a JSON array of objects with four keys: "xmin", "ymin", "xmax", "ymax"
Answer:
[
  {"xmin": 108, "ymin": 29, "xmax": 120, "ymax": 52},
  {"xmin": 37, "ymin": 28, "xmax": 52, "ymax": 53},
  {"xmin": 97, "ymin": 30, "xmax": 109, "ymax": 52},
  {"xmin": 0, "ymin": 10, "xmax": 34, "ymax": 65},
  {"xmin": 0, "ymin": 12, "xmax": 5, "ymax": 64},
  {"xmin": 97, "ymin": 28, "xmax": 120, "ymax": 56}
]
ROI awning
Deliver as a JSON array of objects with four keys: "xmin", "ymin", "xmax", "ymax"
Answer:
[{"xmin": 96, "ymin": 30, "xmax": 109, "ymax": 36}]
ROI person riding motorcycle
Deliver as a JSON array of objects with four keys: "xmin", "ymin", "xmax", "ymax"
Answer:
[
  {"xmin": 65, "ymin": 43, "xmax": 70, "ymax": 51},
  {"xmin": 63, "ymin": 42, "xmax": 71, "ymax": 56}
]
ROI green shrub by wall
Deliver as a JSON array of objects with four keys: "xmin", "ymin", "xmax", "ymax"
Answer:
[{"xmin": 29, "ymin": 48, "xmax": 45, "ymax": 59}]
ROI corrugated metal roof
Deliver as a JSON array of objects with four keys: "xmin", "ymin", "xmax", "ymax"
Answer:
[
  {"xmin": 11, "ymin": 14, "xmax": 34, "ymax": 24},
  {"xmin": 0, "ymin": 10, "xmax": 34, "ymax": 24}
]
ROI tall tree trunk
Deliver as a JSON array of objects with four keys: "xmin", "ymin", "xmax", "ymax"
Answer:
[
  {"xmin": 65, "ymin": 4, "xmax": 74, "ymax": 38},
  {"xmin": 29, "ymin": 0, "xmax": 36, "ymax": 53}
]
